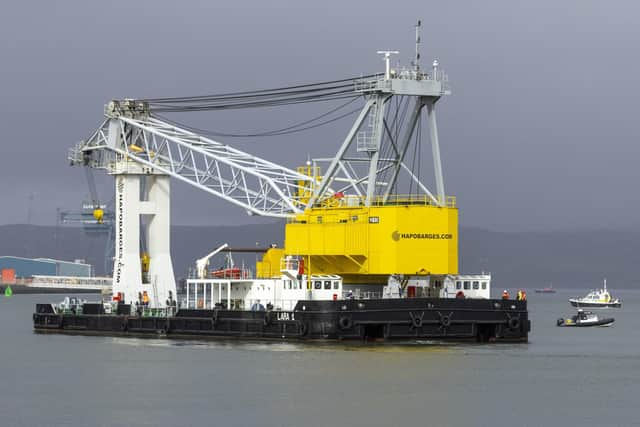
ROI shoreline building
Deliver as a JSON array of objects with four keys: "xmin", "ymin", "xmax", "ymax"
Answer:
[{"xmin": 0, "ymin": 256, "xmax": 92, "ymax": 284}]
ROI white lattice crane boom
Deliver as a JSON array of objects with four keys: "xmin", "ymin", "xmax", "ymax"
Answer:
[{"xmin": 71, "ymin": 104, "xmax": 315, "ymax": 218}]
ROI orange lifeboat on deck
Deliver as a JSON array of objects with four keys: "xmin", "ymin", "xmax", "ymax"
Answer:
[{"xmin": 210, "ymin": 267, "xmax": 244, "ymax": 279}]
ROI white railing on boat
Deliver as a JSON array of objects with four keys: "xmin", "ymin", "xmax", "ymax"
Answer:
[{"xmin": 181, "ymin": 297, "xmax": 300, "ymax": 312}]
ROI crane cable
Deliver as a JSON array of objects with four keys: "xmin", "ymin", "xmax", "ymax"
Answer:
[
  {"xmin": 142, "ymin": 75, "xmax": 374, "ymax": 103},
  {"xmin": 149, "ymin": 90, "xmax": 358, "ymax": 112},
  {"xmin": 153, "ymin": 96, "xmax": 363, "ymax": 138},
  {"xmin": 140, "ymin": 73, "xmax": 377, "ymax": 138},
  {"xmin": 142, "ymin": 75, "xmax": 374, "ymax": 112},
  {"xmin": 145, "ymin": 84, "xmax": 354, "ymax": 107}
]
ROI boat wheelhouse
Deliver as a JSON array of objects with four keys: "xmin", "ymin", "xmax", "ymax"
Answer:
[{"xmin": 185, "ymin": 274, "xmax": 343, "ymax": 312}]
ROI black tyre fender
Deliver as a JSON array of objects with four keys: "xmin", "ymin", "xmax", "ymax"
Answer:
[
  {"xmin": 263, "ymin": 311, "xmax": 273, "ymax": 326},
  {"xmin": 299, "ymin": 321, "xmax": 308, "ymax": 336},
  {"xmin": 212, "ymin": 309, "xmax": 219, "ymax": 326},
  {"xmin": 120, "ymin": 318, "xmax": 128, "ymax": 332},
  {"xmin": 508, "ymin": 316, "xmax": 521, "ymax": 330},
  {"xmin": 557, "ymin": 318, "xmax": 564, "ymax": 327},
  {"xmin": 162, "ymin": 320, "xmax": 170, "ymax": 334},
  {"xmin": 440, "ymin": 315, "xmax": 451, "ymax": 328},
  {"xmin": 338, "ymin": 315, "xmax": 353, "ymax": 330},
  {"xmin": 32, "ymin": 313, "xmax": 38, "ymax": 322},
  {"xmin": 383, "ymin": 324, "xmax": 391, "ymax": 339},
  {"xmin": 411, "ymin": 313, "xmax": 423, "ymax": 328}
]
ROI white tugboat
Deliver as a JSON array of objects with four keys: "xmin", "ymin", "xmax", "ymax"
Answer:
[{"xmin": 569, "ymin": 279, "xmax": 622, "ymax": 308}]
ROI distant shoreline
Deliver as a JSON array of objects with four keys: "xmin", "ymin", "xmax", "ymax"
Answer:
[{"xmin": 1, "ymin": 284, "xmax": 100, "ymax": 294}]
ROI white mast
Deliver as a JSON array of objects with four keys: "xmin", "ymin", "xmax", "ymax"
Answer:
[{"xmin": 413, "ymin": 19, "xmax": 422, "ymax": 72}]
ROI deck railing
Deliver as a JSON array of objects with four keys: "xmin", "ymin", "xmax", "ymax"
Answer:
[{"xmin": 308, "ymin": 194, "xmax": 456, "ymax": 211}]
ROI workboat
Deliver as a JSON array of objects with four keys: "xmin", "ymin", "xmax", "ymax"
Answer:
[
  {"xmin": 557, "ymin": 310, "xmax": 614, "ymax": 327},
  {"xmin": 535, "ymin": 285, "xmax": 556, "ymax": 294},
  {"xmin": 32, "ymin": 24, "xmax": 530, "ymax": 343},
  {"xmin": 569, "ymin": 279, "xmax": 621, "ymax": 308}
]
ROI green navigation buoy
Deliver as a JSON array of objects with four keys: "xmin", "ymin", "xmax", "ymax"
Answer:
[{"xmin": 4, "ymin": 285, "xmax": 12, "ymax": 297}]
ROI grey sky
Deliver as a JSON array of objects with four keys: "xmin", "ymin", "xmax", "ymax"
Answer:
[{"xmin": 1, "ymin": 0, "xmax": 638, "ymax": 231}]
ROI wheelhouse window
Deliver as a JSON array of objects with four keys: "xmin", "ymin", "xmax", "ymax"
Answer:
[
  {"xmin": 463, "ymin": 281, "xmax": 470, "ymax": 290},
  {"xmin": 456, "ymin": 281, "xmax": 462, "ymax": 290},
  {"xmin": 481, "ymin": 282, "xmax": 487, "ymax": 290},
  {"xmin": 314, "ymin": 281, "xmax": 322, "ymax": 290},
  {"xmin": 473, "ymin": 281, "xmax": 479, "ymax": 290},
  {"xmin": 324, "ymin": 281, "xmax": 332, "ymax": 290},
  {"xmin": 333, "ymin": 281, "xmax": 340, "ymax": 290}
]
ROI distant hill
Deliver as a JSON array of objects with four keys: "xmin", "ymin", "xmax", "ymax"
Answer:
[
  {"xmin": 1, "ymin": 224, "xmax": 638, "ymax": 289},
  {"xmin": 0, "ymin": 223, "xmax": 285, "ymax": 279}
]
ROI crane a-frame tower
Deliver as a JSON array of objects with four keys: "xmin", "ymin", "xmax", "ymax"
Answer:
[{"xmin": 70, "ymin": 45, "xmax": 457, "ymax": 305}]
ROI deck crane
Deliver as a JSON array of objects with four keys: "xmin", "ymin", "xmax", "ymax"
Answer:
[
  {"xmin": 195, "ymin": 243, "xmax": 229, "ymax": 279},
  {"xmin": 69, "ymin": 34, "xmax": 457, "ymax": 306}
]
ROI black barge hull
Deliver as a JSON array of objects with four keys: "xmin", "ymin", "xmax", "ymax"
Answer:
[{"xmin": 33, "ymin": 298, "xmax": 529, "ymax": 343}]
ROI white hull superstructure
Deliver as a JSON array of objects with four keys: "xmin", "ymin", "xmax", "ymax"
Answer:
[
  {"xmin": 185, "ymin": 256, "xmax": 491, "ymax": 312},
  {"xmin": 569, "ymin": 279, "xmax": 621, "ymax": 308}
]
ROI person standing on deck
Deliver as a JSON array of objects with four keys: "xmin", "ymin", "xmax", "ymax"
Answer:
[{"xmin": 142, "ymin": 291, "xmax": 149, "ymax": 307}]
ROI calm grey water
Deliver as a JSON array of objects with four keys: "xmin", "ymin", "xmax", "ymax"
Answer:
[{"xmin": 1, "ymin": 290, "xmax": 639, "ymax": 427}]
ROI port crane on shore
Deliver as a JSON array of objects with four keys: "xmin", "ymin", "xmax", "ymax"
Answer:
[
  {"xmin": 69, "ymin": 25, "xmax": 458, "ymax": 307},
  {"xmin": 57, "ymin": 168, "xmax": 115, "ymax": 275}
]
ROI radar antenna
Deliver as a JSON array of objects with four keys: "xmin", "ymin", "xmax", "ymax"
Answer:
[{"xmin": 376, "ymin": 51, "xmax": 399, "ymax": 80}]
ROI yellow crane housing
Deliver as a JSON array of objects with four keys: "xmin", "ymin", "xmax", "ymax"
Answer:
[{"xmin": 284, "ymin": 198, "xmax": 457, "ymax": 283}]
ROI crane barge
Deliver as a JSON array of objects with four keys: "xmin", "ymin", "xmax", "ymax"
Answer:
[{"xmin": 33, "ymin": 27, "xmax": 529, "ymax": 342}]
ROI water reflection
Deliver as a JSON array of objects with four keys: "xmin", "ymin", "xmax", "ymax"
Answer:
[{"xmin": 108, "ymin": 336, "xmax": 460, "ymax": 353}]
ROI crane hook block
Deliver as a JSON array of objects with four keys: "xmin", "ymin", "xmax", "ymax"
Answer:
[{"xmin": 93, "ymin": 208, "xmax": 104, "ymax": 224}]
